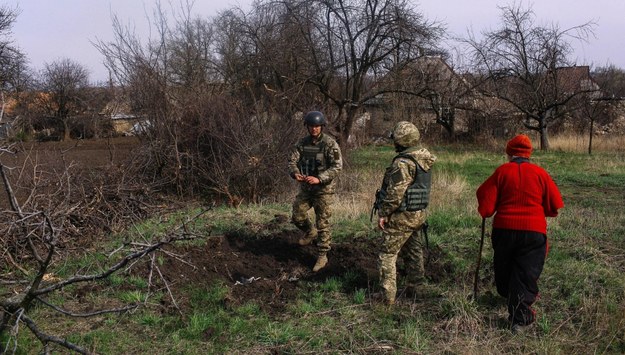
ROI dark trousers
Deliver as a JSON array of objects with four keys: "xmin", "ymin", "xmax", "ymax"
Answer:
[{"xmin": 491, "ymin": 228, "xmax": 547, "ymax": 326}]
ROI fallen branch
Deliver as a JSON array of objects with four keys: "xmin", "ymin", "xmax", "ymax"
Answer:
[
  {"xmin": 35, "ymin": 296, "xmax": 138, "ymax": 317},
  {"xmin": 20, "ymin": 313, "xmax": 89, "ymax": 355}
]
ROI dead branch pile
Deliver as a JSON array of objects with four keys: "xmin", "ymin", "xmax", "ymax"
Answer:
[{"xmin": 0, "ymin": 143, "xmax": 202, "ymax": 354}]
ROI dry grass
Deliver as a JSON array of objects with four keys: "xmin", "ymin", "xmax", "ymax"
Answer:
[
  {"xmin": 549, "ymin": 133, "xmax": 625, "ymax": 153},
  {"xmin": 429, "ymin": 169, "xmax": 470, "ymax": 212},
  {"xmin": 333, "ymin": 160, "xmax": 471, "ymax": 221},
  {"xmin": 334, "ymin": 168, "xmax": 378, "ymax": 219}
]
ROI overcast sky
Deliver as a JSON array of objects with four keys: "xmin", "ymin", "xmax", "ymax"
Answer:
[{"xmin": 6, "ymin": 0, "xmax": 625, "ymax": 83}]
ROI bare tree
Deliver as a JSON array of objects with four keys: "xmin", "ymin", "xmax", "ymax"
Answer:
[
  {"xmin": 0, "ymin": 4, "xmax": 30, "ymax": 126},
  {"xmin": 227, "ymin": 0, "xmax": 444, "ymax": 146},
  {"xmin": 384, "ymin": 56, "xmax": 477, "ymax": 138},
  {"xmin": 37, "ymin": 59, "xmax": 90, "ymax": 141},
  {"xmin": 464, "ymin": 4, "xmax": 596, "ymax": 149},
  {"xmin": 592, "ymin": 64, "xmax": 625, "ymax": 99}
]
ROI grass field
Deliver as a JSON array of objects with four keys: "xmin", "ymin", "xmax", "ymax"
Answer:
[{"xmin": 6, "ymin": 137, "xmax": 625, "ymax": 354}]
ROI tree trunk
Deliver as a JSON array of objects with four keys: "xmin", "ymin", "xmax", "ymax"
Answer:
[
  {"xmin": 337, "ymin": 106, "xmax": 356, "ymax": 148},
  {"xmin": 588, "ymin": 117, "xmax": 594, "ymax": 155},
  {"xmin": 62, "ymin": 119, "xmax": 71, "ymax": 141},
  {"xmin": 539, "ymin": 125, "xmax": 550, "ymax": 150}
]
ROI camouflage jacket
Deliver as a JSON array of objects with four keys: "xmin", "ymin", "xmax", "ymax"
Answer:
[
  {"xmin": 288, "ymin": 133, "xmax": 343, "ymax": 194},
  {"xmin": 378, "ymin": 147, "xmax": 436, "ymax": 219}
]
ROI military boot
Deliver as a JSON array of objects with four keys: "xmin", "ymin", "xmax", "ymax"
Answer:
[
  {"xmin": 298, "ymin": 229, "xmax": 318, "ymax": 246},
  {"xmin": 312, "ymin": 254, "xmax": 328, "ymax": 272}
]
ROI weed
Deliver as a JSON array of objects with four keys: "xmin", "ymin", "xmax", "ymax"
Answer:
[
  {"xmin": 139, "ymin": 313, "xmax": 161, "ymax": 327},
  {"xmin": 320, "ymin": 277, "xmax": 341, "ymax": 292},
  {"xmin": 289, "ymin": 299, "xmax": 317, "ymax": 316},
  {"xmin": 235, "ymin": 302, "xmax": 262, "ymax": 317},
  {"xmin": 353, "ymin": 289, "xmax": 366, "ymax": 304},
  {"xmin": 118, "ymin": 290, "xmax": 145, "ymax": 303},
  {"xmin": 400, "ymin": 319, "xmax": 429, "ymax": 352},
  {"xmin": 440, "ymin": 290, "xmax": 482, "ymax": 333},
  {"xmin": 258, "ymin": 322, "xmax": 296, "ymax": 346},
  {"xmin": 537, "ymin": 314, "xmax": 550, "ymax": 333}
]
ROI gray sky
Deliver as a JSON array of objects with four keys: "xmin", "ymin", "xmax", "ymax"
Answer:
[{"xmin": 7, "ymin": 0, "xmax": 624, "ymax": 83}]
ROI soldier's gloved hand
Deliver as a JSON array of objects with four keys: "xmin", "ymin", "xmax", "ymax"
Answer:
[
  {"xmin": 378, "ymin": 216, "xmax": 387, "ymax": 230},
  {"xmin": 305, "ymin": 176, "xmax": 321, "ymax": 185}
]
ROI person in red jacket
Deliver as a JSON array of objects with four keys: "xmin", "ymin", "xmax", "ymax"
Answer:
[{"xmin": 476, "ymin": 134, "xmax": 564, "ymax": 333}]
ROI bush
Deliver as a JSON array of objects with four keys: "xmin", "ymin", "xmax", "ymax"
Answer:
[{"xmin": 130, "ymin": 94, "xmax": 300, "ymax": 203}]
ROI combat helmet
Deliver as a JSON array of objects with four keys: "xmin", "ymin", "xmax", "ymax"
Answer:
[
  {"xmin": 303, "ymin": 111, "xmax": 327, "ymax": 126},
  {"xmin": 391, "ymin": 121, "xmax": 420, "ymax": 148}
]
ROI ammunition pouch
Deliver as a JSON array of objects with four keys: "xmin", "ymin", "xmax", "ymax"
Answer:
[
  {"xmin": 299, "ymin": 143, "xmax": 326, "ymax": 177},
  {"xmin": 298, "ymin": 158, "xmax": 320, "ymax": 177}
]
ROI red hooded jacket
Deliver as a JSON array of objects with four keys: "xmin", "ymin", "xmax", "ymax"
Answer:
[{"xmin": 476, "ymin": 159, "xmax": 564, "ymax": 234}]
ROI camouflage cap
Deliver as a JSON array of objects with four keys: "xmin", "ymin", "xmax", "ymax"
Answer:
[{"xmin": 391, "ymin": 121, "xmax": 420, "ymax": 147}]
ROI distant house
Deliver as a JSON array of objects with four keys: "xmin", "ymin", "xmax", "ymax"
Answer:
[
  {"xmin": 100, "ymin": 98, "xmax": 147, "ymax": 135},
  {"xmin": 556, "ymin": 65, "xmax": 601, "ymax": 97},
  {"xmin": 365, "ymin": 56, "xmax": 476, "ymax": 137}
]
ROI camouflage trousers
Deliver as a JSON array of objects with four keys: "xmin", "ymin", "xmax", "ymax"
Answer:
[
  {"xmin": 378, "ymin": 210, "xmax": 426, "ymax": 302},
  {"xmin": 291, "ymin": 191, "xmax": 334, "ymax": 256}
]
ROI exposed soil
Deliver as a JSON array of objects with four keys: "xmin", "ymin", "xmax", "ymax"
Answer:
[
  {"xmin": 0, "ymin": 137, "xmax": 141, "ymax": 209},
  {"xmin": 0, "ymin": 136, "xmax": 140, "ymax": 168},
  {"xmin": 157, "ymin": 215, "xmax": 452, "ymax": 315}
]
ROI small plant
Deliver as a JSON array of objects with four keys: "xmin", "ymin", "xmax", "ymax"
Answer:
[
  {"xmin": 400, "ymin": 319, "xmax": 429, "ymax": 352},
  {"xmin": 321, "ymin": 277, "xmax": 341, "ymax": 292},
  {"xmin": 353, "ymin": 288, "xmax": 366, "ymax": 304},
  {"xmin": 258, "ymin": 322, "xmax": 295, "ymax": 346},
  {"xmin": 12, "ymin": 130, "xmax": 30, "ymax": 142},
  {"xmin": 119, "ymin": 290, "xmax": 146, "ymax": 303},
  {"xmin": 189, "ymin": 281, "xmax": 231, "ymax": 307},
  {"xmin": 537, "ymin": 314, "xmax": 550, "ymax": 333},
  {"xmin": 140, "ymin": 313, "xmax": 161, "ymax": 326},
  {"xmin": 440, "ymin": 290, "xmax": 482, "ymax": 333},
  {"xmin": 127, "ymin": 275, "xmax": 148, "ymax": 289},
  {"xmin": 310, "ymin": 290, "xmax": 325, "ymax": 308},
  {"xmin": 289, "ymin": 300, "xmax": 316, "ymax": 316},
  {"xmin": 185, "ymin": 312, "xmax": 219, "ymax": 339},
  {"xmin": 235, "ymin": 302, "xmax": 261, "ymax": 317}
]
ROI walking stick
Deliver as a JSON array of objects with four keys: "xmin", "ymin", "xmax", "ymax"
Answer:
[{"xmin": 472, "ymin": 218, "xmax": 486, "ymax": 300}]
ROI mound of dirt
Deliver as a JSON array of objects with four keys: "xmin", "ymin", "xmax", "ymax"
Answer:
[
  {"xmin": 159, "ymin": 229, "xmax": 377, "ymax": 313},
  {"xmin": 158, "ymin": 217, "xmax": 451, "ymax": 315}
]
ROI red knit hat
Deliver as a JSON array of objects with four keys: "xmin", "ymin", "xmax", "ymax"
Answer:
[{"xmin": 506, "ymin": 134, "xmax": 533, "ymax": 158}]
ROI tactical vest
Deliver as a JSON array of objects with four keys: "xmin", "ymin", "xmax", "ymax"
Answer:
[
  {"xmin": 298, "ymin": 138, "xmax": 327, "ymax": 177},
  {"xmin": 379, "ymin": 153, "xmax": 431, "ymax": 212}
]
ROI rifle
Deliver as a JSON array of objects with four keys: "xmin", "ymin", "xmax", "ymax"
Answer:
[{"xmin": 370, "ymin": 189, "xmax": 383, "ymax": 222}]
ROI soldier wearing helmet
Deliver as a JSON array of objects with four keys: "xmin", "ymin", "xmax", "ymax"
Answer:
[
  {"xmin": 288, "ymin": 111, "xmax": 343, "ymax": 272},
  {"xmin": 373, "ymin": 121, "xmax": 436, "ymax": 305}
]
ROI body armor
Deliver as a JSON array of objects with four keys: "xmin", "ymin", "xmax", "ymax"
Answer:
[
  {"xmin": 298, "ymin": 141, "xmax": 327, "ymax": 177},
  {"xmin": 397, "ymin": 153, "xmax": 431, "ymax": 211},
  {"xmin": 375, "ymin": 153, "xmax": 431, "ymax": 214}
]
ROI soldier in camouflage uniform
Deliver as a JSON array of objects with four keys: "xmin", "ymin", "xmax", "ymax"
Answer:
[
  {"xmin": 288, "ymin": 111, "xmax": 343, "ymax": 272},
  {"xmin": 375, "ymin": 121, "xmax": 436, "ymax": 305}
]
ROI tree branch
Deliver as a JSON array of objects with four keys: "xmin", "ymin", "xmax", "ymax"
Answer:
[
  {"xmin": 35, "ymin": 296, "xmax": 138, "ymax": 318},
  {"xmin": 20, "ymin": 313, "xmax": 89, "ymax": 355}
]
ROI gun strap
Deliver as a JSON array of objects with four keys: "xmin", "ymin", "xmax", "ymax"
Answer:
[{"xmin": 422, "ymin": 221, "xmax": 430, "ymax": 265}]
